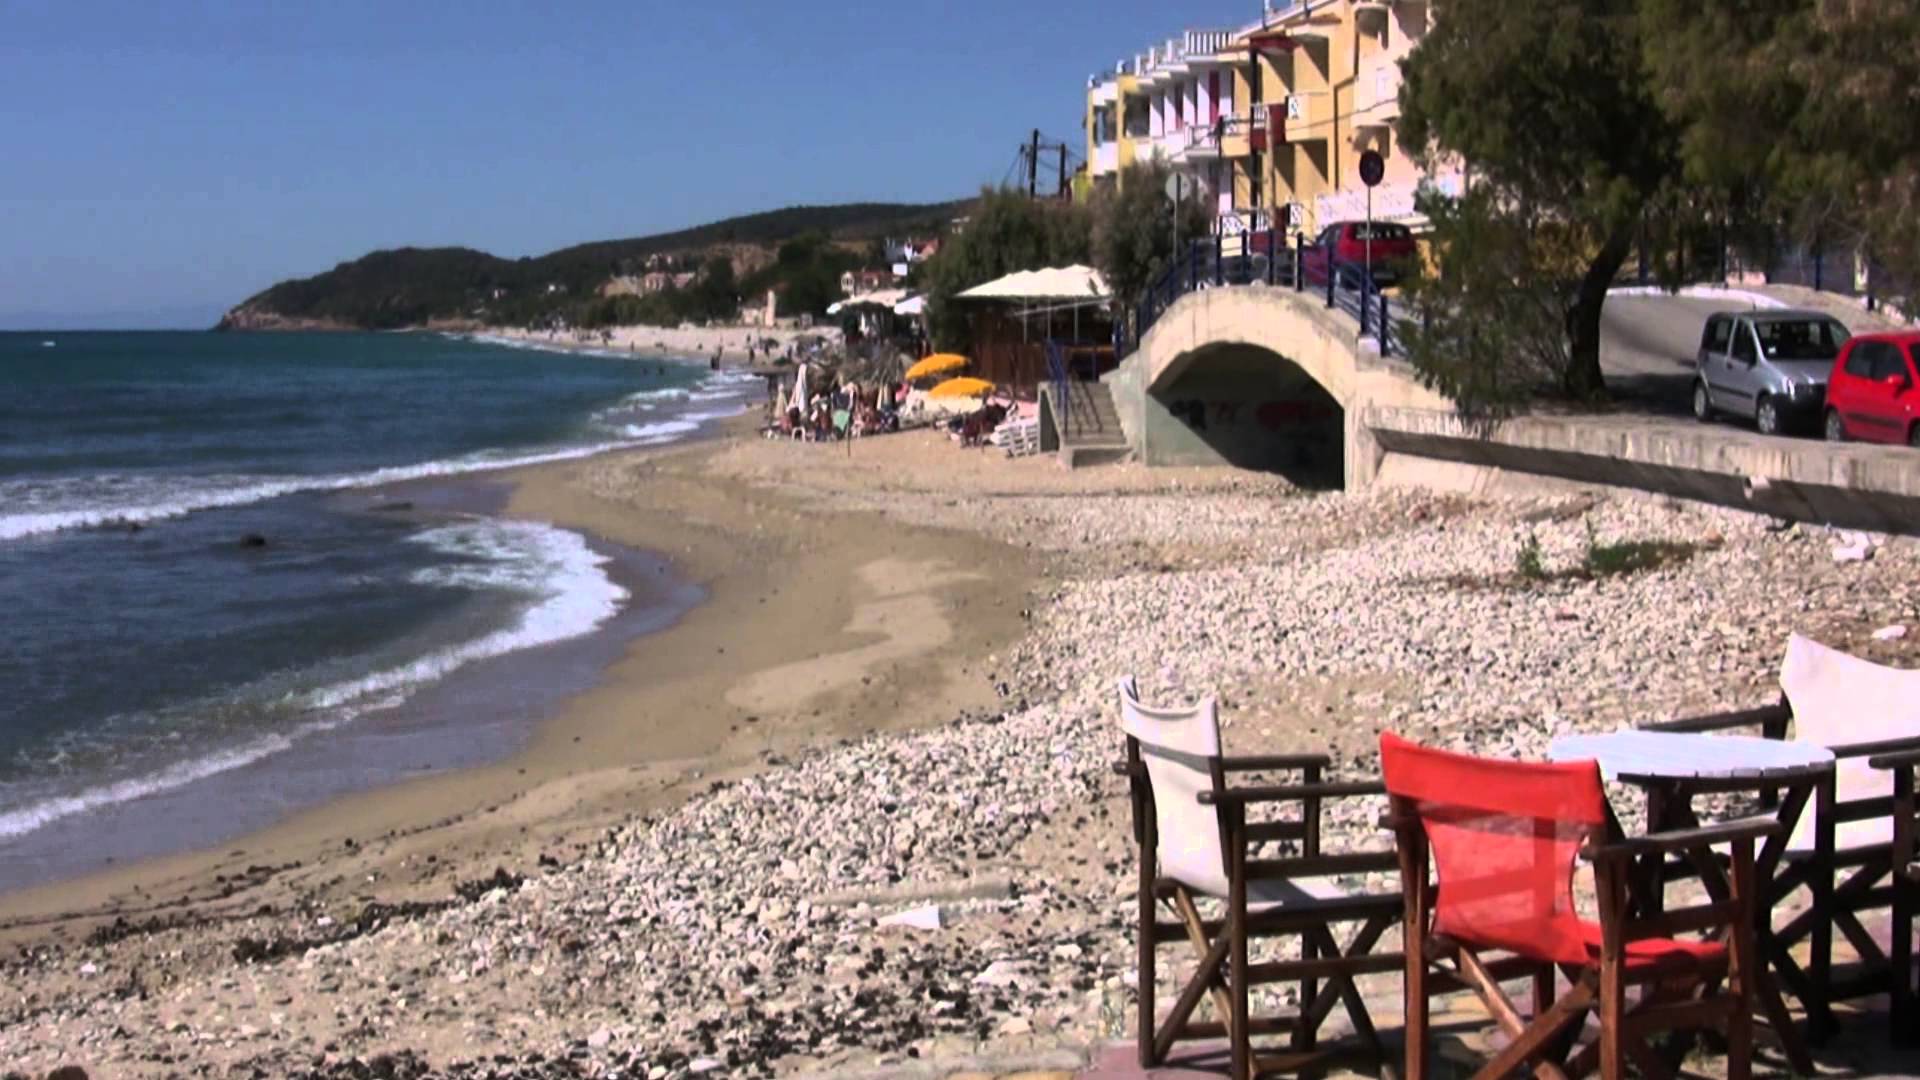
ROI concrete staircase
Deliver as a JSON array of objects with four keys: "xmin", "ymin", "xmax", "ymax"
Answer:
[{"xmin": 1054, "ymin": 381, "xmax": 1130, "ymax": 468}]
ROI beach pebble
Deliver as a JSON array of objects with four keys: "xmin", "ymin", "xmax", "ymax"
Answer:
[{"xmin": 6, "ymin": 475, "xmax": 1915, "ymax": 1079}]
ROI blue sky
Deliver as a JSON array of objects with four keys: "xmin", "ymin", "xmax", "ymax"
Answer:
[{"xmin": 1, "ymin": 0, "xmax": 1258, "ymax": 328}]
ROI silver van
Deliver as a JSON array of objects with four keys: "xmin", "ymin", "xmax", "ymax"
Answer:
[{"xmin": 1691, "ymin": 309, "xmax": 1851, "ymax": 435}]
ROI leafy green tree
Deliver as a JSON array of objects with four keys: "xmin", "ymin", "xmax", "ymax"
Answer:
[
  {"xmin": 921, "ymin": 186, "xmax": 1091, "ymax": 350},
  {"xmin": 1398, "ymin": 0, "xmax": 1676, "ymax": 403},
  {"xmin": 1397, "ymin": 189, "xmax": 1593, "ymax": 416},
  {"xmin": 687, "ymin": 256, "xmax": 737, "ymax": 322},
  {"xmin": 1640, "ymin": 0, "xmax": 1920, "ymax": 291},
  {"xmin": 1089, "ymin": 161, "xmax": 1213, "ymax": 315}
]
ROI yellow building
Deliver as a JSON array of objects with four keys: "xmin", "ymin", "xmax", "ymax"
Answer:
[
  {"xmin": 1084, "ymin": 65, "xmax": 1139, "ymax": 190},
  {"xmin": 1084, "ymin": 3, "xmax": 1463, "ymax": 241},
  {"xmin": 1235, "ymin": 0, "xmax": 1461, "ymax": 237}
]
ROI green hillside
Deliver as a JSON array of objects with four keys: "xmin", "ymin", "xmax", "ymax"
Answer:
[{"xmin": 218, "ymin": 200, "xmax": 967, "ymax": 331}]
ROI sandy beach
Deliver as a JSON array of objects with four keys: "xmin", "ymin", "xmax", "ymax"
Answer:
[
  {"xmin": 4, "ymin": 423, "xmax": 1919, "ymax": 1078},
  {"xmin": 484, "ymin": 323, "xmax": 843, "ymax": 363},
  {"xmin": 0, "ymin": 418, "xmax": 1029, "ymax": 949}
]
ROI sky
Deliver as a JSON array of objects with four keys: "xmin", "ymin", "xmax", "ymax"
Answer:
[{"xmin": 0, "ymin": 0, "xmax": 1259, "ymax": 329}]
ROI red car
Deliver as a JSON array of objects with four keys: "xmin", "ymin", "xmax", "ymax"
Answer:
[
  {"xmin": 1825, "ymin": 331, "xmax": 1920, "ymax": 447},
  {"xmin": 1301, "ymin": 221, "xmax": 1417, "ymax": 288}
]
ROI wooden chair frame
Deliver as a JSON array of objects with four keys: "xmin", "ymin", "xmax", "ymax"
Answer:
[
  {"xmin": 1647, "ymin": 700, "xmax": 1920, "ymax": 1041},
  {"xmin": 1870, "ymin": 745, "xmax": 1920, "ymax": 1044},
  {"xmin": 1119, "ymin": 743, "xmax": 1403, "ymax": 1079},
  {"xmin": 1387, "ymin": 793, "xmax": 1778, "ymax": 1080}
]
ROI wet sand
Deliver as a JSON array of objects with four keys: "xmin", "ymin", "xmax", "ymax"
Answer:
[{"xmin": 0, "ymin": 419, "xmax": 1034, "ymax": 947}]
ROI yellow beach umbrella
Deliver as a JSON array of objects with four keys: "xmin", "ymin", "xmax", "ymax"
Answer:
[
  {"xmin": 903, "ymin": 353, "xmax": 969, "ymax": 382},
  {"xmin": 927, "ymin": 376, "xmax": 994, "ymax": 399}
]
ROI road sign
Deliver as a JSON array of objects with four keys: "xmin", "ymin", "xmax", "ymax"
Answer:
[
  {"xmin": 1358, "ymin": 151, "xmax": 1384, "ymax": 311},
  {"xmin": 1359, "ymin": 149, "xmax": 1385, "ymax": 188}
]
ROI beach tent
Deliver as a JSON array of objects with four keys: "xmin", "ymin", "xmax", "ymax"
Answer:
[
  {"xmin": 955, "ymin": 265, "xmax": 1111, "ymax": 304},
  {"xmin": 825, "ymin": 289, "xmax": 910, "ymax": 316}
]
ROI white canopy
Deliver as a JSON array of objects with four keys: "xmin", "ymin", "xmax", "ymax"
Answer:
[
  {"xmin": 892, "ymin": 294, "xmax": 926, "ymax": 316},
  {"xmin": 826, "ymin": 288, "xmax": 910, "ymax": 316},
  {"xmin": 956, "ymin": 264, "xmax": 1112, "ymax": 302}
]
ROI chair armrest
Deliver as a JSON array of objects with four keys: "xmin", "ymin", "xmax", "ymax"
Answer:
[
  {"xmin": 1830, "ymin": 733, "xmax": 1920, "ymax": 761},
  {"xmin": 1112, "ymin": 760, "xmax": 1141, "ymax": 777},
  {"xmin": 1870, "ymin": 747, "xmax": 1920, "ymax": 771},
  {"xmin": 1640, "ymin": 702, "xmax": 1790, "ymax": 735},
  {"xmin": 1199, "ymin": 780, "xmax": 1384, "ymax": 806},
  {"xmin": 1218, "ymin": 753, "xmax": 1332, "ymax": 773},
  {"xmin": 1582, "ymin": 814, "xmax": 1782, "ymax": 862}
]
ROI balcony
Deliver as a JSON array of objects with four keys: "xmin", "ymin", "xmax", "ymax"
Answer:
[
  {"xmin": 1174, "ymin": 124, "xmax": 1222, "ymax": 161},
  {"xmin": 1355, "ymin": 55, "xmax": 1401, "ymax": 126},
  {"xmin": 1283, "ymin": 91, "xmax": 1332, "ymax": 144},
  {"xmin": 1092, "ymin": 142, "xmax": 1119, "ymax": 175}
]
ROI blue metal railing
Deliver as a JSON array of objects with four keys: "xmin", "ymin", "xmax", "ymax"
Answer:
[
  {"xmin": 1124, "ymin": 230, "xmax": 1404, "ymax": 358},
  {"xmin": 1044, "ymin": 338, "xmax": 1070, "ymax": 434}
]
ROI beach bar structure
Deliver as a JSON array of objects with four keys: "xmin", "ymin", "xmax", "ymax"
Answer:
[{"xmin": 954, "ymin": 265, "xmax": 1117, "ymax": 389}]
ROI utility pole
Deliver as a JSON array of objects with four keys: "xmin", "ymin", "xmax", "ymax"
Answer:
[
  {"xmin": 1057, "ymin": 145, "xmax": 1068, "ymax": 200},
  {"xmin": 1028, "ymin": 129, "xmax": 1041, "ymax": 199}
]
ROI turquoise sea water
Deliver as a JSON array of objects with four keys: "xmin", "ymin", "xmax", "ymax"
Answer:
[{"xmin": 0, "ymin": 331, "xmax": 748, "ymax": 886}]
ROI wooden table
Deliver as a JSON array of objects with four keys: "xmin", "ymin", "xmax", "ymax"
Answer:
[{"xmin": 1550, "ymin": 730, "xmax": 1834, "ymax": 1073}]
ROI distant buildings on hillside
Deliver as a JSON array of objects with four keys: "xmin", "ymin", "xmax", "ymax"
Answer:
[{"xmin": 1083, "ymin": 1, "xmax": 1464, "ymax": 240}]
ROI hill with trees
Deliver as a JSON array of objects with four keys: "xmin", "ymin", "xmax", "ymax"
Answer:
[{"xmin": 216, "ymin": 200, "xmax": 968, "ymax": 331}]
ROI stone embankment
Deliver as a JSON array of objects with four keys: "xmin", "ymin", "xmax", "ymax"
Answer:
[{"xmin": 3, "ymin": 441, "xmax": 1915, "ymax": 1079}]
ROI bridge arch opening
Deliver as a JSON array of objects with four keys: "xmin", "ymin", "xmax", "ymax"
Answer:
[{"xmin": 1146, "ymin": 343, "xmax": 1345, "ymax": 488}]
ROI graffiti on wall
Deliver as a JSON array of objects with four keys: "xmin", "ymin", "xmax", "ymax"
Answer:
[{"xmin": 1166, "ymin": 397, "xmax": 1339, "ymax": 433}]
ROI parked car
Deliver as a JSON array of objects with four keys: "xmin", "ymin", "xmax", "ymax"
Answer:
[
  {"xmin": 1823, "ymin": 331, "xmax": 1920, "ymax": 446},
  {"xmin": 1691, "ymin": 309, "xmax": 1850, "ymax": 435},
  {"xmin": 1299, "ymin": 221, "xmax": 1416, "ymax": 289}
]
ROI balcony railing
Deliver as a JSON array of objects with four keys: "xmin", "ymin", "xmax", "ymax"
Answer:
[{"xmin": 1123, "ymin": 232, "xmax": 1407, "ymax": 360}]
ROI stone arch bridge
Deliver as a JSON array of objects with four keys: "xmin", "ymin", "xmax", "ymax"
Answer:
[{"xmin": 1099, "ymin": 285, "xmax": 1447, "ymax": 489}]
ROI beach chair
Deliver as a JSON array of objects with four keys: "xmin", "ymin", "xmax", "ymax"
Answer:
[
  {"xmin": 1116, "ymin": 678, "xmax": 1402, "ymax": 1078},
  {"xmin": 1381, "ymin": 733, "xmax": 1775, "ymax": 1080},
  {"xmin": 1871, "ymin": 744, "xmax": 1920, "ymax": 1041},
  {"xmin": 1643, "ymin": 633, "xmax": 1920, "ymax": 1041}
]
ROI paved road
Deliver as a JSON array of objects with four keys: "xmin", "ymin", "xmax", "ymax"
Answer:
[
  {"xmin": 1599, "ymin": 286, "xmax": 1903, "ymax": 420},
  {"xmin": 1600, "ymin": 294, "xmax": 1729, "ymax": 415}
]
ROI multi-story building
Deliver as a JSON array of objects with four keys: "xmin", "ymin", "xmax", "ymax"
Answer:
[{"xmin": 1083, "ymin": 2, "xmax": 1464, "ymax": 244}]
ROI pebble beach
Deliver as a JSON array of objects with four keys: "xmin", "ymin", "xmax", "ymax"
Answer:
[{"xmin": 3, "ymin": 427, "xmax": 1917, "ymax": 1079}]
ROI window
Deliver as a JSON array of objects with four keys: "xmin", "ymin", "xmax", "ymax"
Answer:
[
  {"xmin": 1702, "ymin": 318, "xmax": 1731, "ymax": 353},
  {"xmin": 1754, "ymin": 317, "xmax": 1849, "ymax": 361},
  {"xmin": 1843, "ymin": 342, "xmax": 1877, "ymax": 378},
  {"xmin": 1731, "ymin": 324, "xmax": 1757, "ymax": 363},
  {"xmin": 1870, "ymin": 343, "xmax": 1910, "ymax": 382}
]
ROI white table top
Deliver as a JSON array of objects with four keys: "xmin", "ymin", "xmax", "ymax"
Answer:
[{"xmin": 1548, "ymin": 730, "xmax": 1834, "ymax": 782}]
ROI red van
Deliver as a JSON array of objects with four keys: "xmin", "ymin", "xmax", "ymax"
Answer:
[
  {"xmin": 1300, "ymin": 221, "xmax": 1417, "ymax": 288},
  {"xmin": 1824, "ymin": 331, "xmax": 1920, "ymax": 446}
]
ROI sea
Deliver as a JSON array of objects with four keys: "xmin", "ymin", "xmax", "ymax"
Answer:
[{"xmin": 0, "ymin": 330, "xmax": 758, "ymax": 890}]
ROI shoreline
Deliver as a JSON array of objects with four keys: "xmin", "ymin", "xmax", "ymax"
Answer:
[
  {"xmin": 470, "ymin": 322, "xmax": 841, "ymax": 365},
  {"xmin": 0, "ymin": 419, "xmax": 1034, "ymax": 946}
]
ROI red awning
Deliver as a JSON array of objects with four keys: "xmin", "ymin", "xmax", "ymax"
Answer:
[{"xmin": 1247, "ymin": 32, "xmax": 1299, "ymax": 52}]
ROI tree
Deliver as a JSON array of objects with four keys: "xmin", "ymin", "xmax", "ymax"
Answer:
[
  {"xmin": 1397, "ymin": 189, "xmax": 1595, "ymax": 416},
  {"xmin": 1398, "ymin": 0, "xmax": 1676, "ymax": 403},
  {"xmin": 921, "ymin": 186, "xmax": 1090, "ymax": 350},
  {"xmin": 1088, "ymin": 161, "xmax": 1213, "ymax": 315},
  {"xmin": 688, "ymin": 256, "xmax": 737, "ymax": 322},
  {"xmin": 1640, "ymin": 0, "xmax": 1920, "ymax": 293}
]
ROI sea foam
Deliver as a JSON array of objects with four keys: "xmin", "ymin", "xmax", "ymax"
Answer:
[{"xmin": 0, "ymin": 518, "xmax": 626, "ymax": 840}]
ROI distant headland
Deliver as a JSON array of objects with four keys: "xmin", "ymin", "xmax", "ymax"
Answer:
[{"xmin": 214, "ymin": 200, "xmax": 968, "ymax": 333}]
